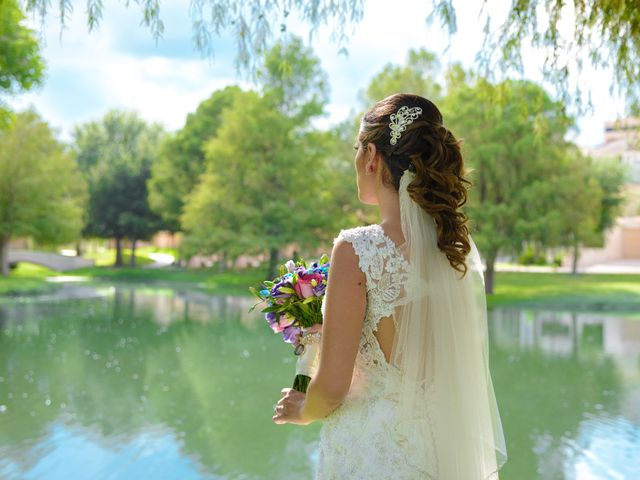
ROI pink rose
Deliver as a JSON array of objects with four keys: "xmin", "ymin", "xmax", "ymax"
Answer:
[
  {"xmin": 270, "ymin": 313, "xmax": 296, "ymax": 334},
  {"xmin": 294, "ymin": 273, "xmax": 324, "ymax": 299}
]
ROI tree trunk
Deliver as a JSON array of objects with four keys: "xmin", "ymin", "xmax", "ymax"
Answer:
[
  {"xmin": 484, "ymin": 252, "xmax": 497, "ymax": 295},
  {"xmin": 571, "ymin": 242, "xmax": 580, "ymax": 275},
  {"xmin": 218, "ymin": 251, "xmax": 228, "ymax": 273},
  {"xmin": 130, "ymin": 238, "xmax": 137, "ymax": 268},
  {"xmin": 267, "ymin": 247, "xmax": 279, "ymax": 279},
  {"xmin": 571, "ymin": 241, "xmax": 580, "ymax": 275},
  {"xmin": 115, "ymin": 237, "xmax": 124, "ymax": 267},
  {"xmin": 75, "ymin": 240, "xmax": 83, "ymax": 257},
  {"xmin": 0, "ymin": 235, "xmax": 9, "ymax": 277}
]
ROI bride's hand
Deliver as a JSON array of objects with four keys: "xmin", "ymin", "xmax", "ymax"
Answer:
[{"xmin": 272, "ymin": 388, "xmax": 311, "ymax": 426}]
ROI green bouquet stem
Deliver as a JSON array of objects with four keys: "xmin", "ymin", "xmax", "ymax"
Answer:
[
  {"xmin": 292, "ymin": 374, "xmax": 311, "ymax": 393},
  {"xmin": 292, "ymin": 328, "xmax": 322, "ymax": 394}
]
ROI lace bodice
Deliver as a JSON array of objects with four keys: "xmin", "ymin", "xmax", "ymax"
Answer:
[
  {"xmin": 326, "ymin": 223, "xmax": 413, "ymax": 366},
  {"xmin": 315, "ymin": 224, "xmax": 435, "ymax": 479}
]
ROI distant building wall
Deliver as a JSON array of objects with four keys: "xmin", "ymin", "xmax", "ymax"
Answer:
[
  {"xmin": 572, "ymin": 118, "xmax": 640, "ymax": 268},
  {"xmin": 565, "ymin": 216, "xmax": 640, "ymax": 268}
]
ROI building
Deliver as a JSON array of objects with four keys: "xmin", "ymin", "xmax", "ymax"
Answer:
[{"xmin": 568, "ymin": 117, "xmax": 640, "ymax": 269}]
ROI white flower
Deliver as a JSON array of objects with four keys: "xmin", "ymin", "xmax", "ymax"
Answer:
[{"xmin": 285, "ymin": 260, "xmax": 296, "ymax": 273}]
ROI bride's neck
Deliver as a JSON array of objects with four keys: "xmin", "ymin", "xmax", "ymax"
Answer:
[{"xmin": 376, "ymin": 185, "xmax": 402, "ymax": 231}]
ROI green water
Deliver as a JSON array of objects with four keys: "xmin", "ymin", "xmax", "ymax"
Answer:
[{"xmin": 0, "ymin": 283, "xmax": 638, "ymax": 479}]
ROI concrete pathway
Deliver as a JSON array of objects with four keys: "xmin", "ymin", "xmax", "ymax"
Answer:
[{"xmin": 144, "ymin": 253, "xmax": 176, "ymax": 268}]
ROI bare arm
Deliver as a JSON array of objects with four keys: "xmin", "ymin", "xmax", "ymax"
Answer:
[{"xmin": 300, "ymin": 238, "xmax": 367, "ymax": 423}]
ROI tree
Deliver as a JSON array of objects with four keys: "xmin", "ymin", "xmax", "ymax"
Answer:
[
  {"xmin": 73, "ymin": 110, "xmax": 166, "ymax": 267},
  {"xmin": 0, "ymin": 109, "xmax": 85, "ymax": 276},
  {"xmin": 181, "ymin": 90, "xmax": 330, "ymax": 278},
  {"xmin": 0, "ymin": 0, "xmax": 45, "ymax": 125},
  {"xmin": 518, "ymin": 147, "xmax": 604, "ymax": 274},
  {"xmin": 591, "ymin": 157, "xmax": 628, "ymax": 234},
  {"xmin": 360, "ymin": 48, "xmax": 443, "ymax": 107},
  {"xmin": 23, "ymin": 1, "xmax": 640, "ymax": 109},
  {"xmin": 443, "ymin": 74, "xmax": 574, "ymax": 293},
  {"xmin": 147, "ymin": 86, "xmax": 247, "ymax": 231},
  {"xmin": 259, "ymin": 35, "xmax": 329, "ymax": 123}
]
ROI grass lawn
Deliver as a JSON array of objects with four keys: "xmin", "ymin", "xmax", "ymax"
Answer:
[
  {"xmin": 2, "ymin": 261, "xmax": 639, "ymax": 314},
  {"xmin": 82, "ymin": 248, "xmax": 156, "ymax": 267},
  {"xmin": 0, "ymin": 263, "xmax": 60, "ymax": 295},
  {"xmin": 488, "ymin": 272, "xmax": 640, "ymax": 313},
  {"xmin": 66, "ymin": 264, "xmax": 266, "ymax": 293}
]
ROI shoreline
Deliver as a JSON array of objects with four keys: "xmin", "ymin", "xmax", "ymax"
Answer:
[{"xmin": 1, "ymin": 267, "xmax": 639, "ymax": 314}]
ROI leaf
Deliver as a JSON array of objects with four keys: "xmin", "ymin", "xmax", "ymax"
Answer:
[
  {"xmin": 278, "ymin": 287, "xmax": 297, "ymax": 295},
  {"xmin": 262, "ymin": 305, "xmax": 282, "ymax": 313},
  {"xmin": 248, "ymin": 286, "xmax": 262, "ymax": 299},
  {"xmin": 248, "ymin": 299, "xmax": 263, "ymax": 313}
]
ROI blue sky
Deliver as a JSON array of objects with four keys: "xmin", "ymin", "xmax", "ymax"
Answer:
[{"xmin": 10, "ymin": 0, "xmax": 627, "ymax": 146}]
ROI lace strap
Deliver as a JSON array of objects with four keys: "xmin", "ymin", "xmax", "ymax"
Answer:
[{"xmin": 333, "ymin": 226, "xmax": 379, "ymax": 291}]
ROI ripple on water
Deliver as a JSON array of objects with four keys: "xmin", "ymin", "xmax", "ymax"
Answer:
[{"xmin": 561, "ymin": 412, "xmax": 640, "ymax": 479}]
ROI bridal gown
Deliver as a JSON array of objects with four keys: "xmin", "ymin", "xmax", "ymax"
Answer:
[{"xmin": 314, "ymin": 224, "xmax": 438, "ymax": 480}]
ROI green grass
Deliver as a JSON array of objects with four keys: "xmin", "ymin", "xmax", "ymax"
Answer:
[
  {"xmin": 2, "ymin": 261, "xmax": 639, "ymax": 315},
  {"xmin": 82, "ymin": 248, "xmax": 155, "ymax": 267},
  {"xmin": 487, "ymin": 272, "xmax": 640, "ymax": 313},
  {"xmin": 0, "ymin": 262, "xmax": 60, "ymax": 295},
  {"xmin": 67, "ymin": 264, "xmax": 265, "ymax": 293}
]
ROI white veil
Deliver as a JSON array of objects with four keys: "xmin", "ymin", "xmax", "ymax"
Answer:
[{"xmin": 390, "ymin": 169, "xmax": 507, "ymax": 479}]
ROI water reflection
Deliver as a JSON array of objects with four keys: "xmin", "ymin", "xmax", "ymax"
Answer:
[
  {"xmin": 0, "ymin": 285, "xmax": 638, "ymax": 480},
  {"xmin": 489, "ymin": 308, "xmax": 640, "ymax": 480}
]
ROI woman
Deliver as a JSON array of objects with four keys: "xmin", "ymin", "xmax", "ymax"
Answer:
[{"xmin": 272, "ymin": 93, "xmax": 508, "ymax": 479}]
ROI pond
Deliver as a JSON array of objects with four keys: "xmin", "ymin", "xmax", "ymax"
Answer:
[{"xmin": 0, "ymin": 283, "xmax": 638, "ymax": 479}]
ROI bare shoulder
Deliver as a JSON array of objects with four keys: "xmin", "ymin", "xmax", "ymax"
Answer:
[{"xmin": 328, "ymin": 238, "xmax": 364, "ymax": 286}]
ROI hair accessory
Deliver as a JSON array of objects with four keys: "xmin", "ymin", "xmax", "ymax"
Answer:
[{"xmin": 389, "ymin": 106, "xmax": 422, "ymax": 145}]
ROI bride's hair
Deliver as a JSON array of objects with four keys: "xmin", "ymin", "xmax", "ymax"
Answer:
[{"xmin": 359, "ymin": 93, "xmax": 472, "ymax": 275}]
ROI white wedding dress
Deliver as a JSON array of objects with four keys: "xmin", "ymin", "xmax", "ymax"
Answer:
[{"xmin": 314, "ymin": 224, "xmax": 438, "ymax": 479}]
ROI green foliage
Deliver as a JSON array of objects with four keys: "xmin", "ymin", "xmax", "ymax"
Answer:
[
  {"xmin": 490, "ymin": 0, "xmax": 640, "ymax": 110},
  {"xmin": 590, "ymin": 157, "xmax": 629, "ymax": 233},
  {"xmin": 148, "ymin": 86, "xmax": 246, "ymax": 230},
  {"xmin": 177, "ymin": 38, "xmax": 352, "ymax": 276},
  {"xmin": 22, "ymin": 0, "xmax": 365, "ymax": 74},
  {"xmin": 517, "ymin": 246, "xmax": 547, "ymax": 266},
  {"xmin": 444, "ymin": 75, "xmax": 573, "ymax": 261},
  {"xmin": 360, "ymin": 48, "xmax": 443, "ymax": 107},
  {"xmin": 180, "ymin": 90, "xmax": 328, "ymax": 262},
  {"xmin": 21, "ymin": 1, "xmax": 640, "ymax": 108},
  {"xmin": 0, "ymin": 0, "xmax": 45, "ymax": 125},
  {"xmin": 73, "ymin": 110, "xmax": 166, "ymax": 263},
  {"xmin": 259, "ymin": 35, "xmax": 329, "ymax": 123},
  {"xmin": 0, "ymin": 109, "xmax": 86, "ymax": 275},
  {"xmin": 552, "ymin": 252, "xmax": 563, "ymax": 267}
]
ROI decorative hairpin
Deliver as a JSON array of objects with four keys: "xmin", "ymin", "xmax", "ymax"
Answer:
[{"xmin": 389, "ymin": 106, "xmax": 422, "ymax": 145}]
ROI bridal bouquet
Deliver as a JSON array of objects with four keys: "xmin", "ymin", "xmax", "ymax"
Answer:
[{"xmin": 249, "ymin": 254, "xmax": 329, "ymax": 393}]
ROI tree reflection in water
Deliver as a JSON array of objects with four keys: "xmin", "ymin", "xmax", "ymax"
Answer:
[{"xmin": 0, "ymin": 284, "xmax": 638, "ymax": 479}]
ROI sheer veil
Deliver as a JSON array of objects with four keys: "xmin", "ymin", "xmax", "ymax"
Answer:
[{"xmin": 390, "ymin": 169, "xmax": 507, "ymax": 479}]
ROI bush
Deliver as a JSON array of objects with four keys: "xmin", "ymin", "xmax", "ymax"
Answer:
[
  {"xmin": 552, "ymin": 252, "xmax": 564, "ymax": 267},
  {"xmin": 518, "ymin": 247, "xmax": 548, "ymax": 265}
]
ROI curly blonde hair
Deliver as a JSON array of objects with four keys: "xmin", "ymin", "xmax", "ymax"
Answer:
[{"xmin": 359, "ymin": 93, "xmax": 472, "ymax": 275}]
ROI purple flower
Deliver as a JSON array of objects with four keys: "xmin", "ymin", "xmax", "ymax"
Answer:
[
  {"xmin": 265, "ymin": 311, "xmax": 277, "ymax": 324},
  {"xmin": 282, "ymin": 324, "xmax": 302, "ymax": 346},
  {"xmin": 270, "ymin": 280, "xmax": 295, "ymax": 299},
  {"xmin": 313, "ymin": 282, "xmax": 327, "ymax": 296}
]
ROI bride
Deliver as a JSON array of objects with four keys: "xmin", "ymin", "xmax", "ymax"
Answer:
[{"xmin": 272, "ymin": 93, "xmax": 508, "ymax": 479}]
